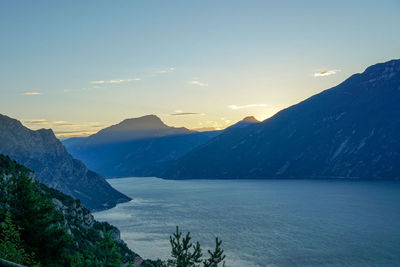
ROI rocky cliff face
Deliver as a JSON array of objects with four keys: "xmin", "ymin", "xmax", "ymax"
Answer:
[
  {"xmin": 162, "ymin": 59, "xmax": 400, "ymax": 180},
  {"xmin": 40, "ymin": 184, "xmax": 143, "ymax": 266},
  {"xmin": 0, "ymin": 114, "xmax": 131, "ymax": 210}
]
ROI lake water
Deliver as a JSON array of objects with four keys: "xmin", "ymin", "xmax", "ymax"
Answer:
[{"xmin": 94, "ymin": 177, "xmax": 400, "ymax": 266}]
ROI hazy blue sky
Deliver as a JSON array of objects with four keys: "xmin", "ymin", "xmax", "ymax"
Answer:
[{"xmin": 1, "ymin": 0, "xmax": 399, "ymax": 137}]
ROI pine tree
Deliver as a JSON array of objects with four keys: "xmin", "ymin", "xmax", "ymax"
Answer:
[
  {"xmin": 161, "ymin": 226, "xmax": 226, "ymax": 267},
  {"xmin": 97, "ymin": 228, "xmax": 122, "ymax": 267},
  {"xmin": 5, "ymin": 171, "xmax": 71, "ymax": 266},
  {"xmin": 166, "ymin": 226, "xmax": 203, "ymax": 267},
  {"xmin": 0, "ymin": 211, "xmax": 34, "ymax": 265},
  {"xmin": 203, "ymin": 238, "xmax": 225, "ymax": 267}
]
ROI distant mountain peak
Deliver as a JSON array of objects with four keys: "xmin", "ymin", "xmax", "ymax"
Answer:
[
  {"xmin": 117, "ymin": 115, "xmax": 167, "ymax": 129},
  {"xmin": 241, "ymin": 116, "xmax": 259, "ymax": 123},
  {"xmin": 225, "ymin": 116, "xmax": 260, "ymax": 131},
  {"xmin": 85, "ymin": 114, "xmax": 192, "ymax": 144}
]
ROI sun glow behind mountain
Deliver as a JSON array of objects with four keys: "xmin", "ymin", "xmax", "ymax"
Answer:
[{"xmin": 1, "ymin": 1, "xmax": 399, "ymax": 137}]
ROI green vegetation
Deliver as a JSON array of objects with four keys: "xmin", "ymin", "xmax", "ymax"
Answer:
[
  {"xmin": 0, "ymin": 154, "xmax": 136, "ymax": 266},
  {"xmin": 0, "ymin": 155, "xmax": 70, "ymax": 266},
  {"xmin": 0, "ymin": 211, "xmax": 36, "ymax": 266},
  {"xmin": 0, "ymin": 154, "xmax": 227, "ymax": 267},
  {"xmin": 154, "ymin": 226, "xmax": 226, "ymax": 267}
]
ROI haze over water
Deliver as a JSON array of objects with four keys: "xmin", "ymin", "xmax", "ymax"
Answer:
[{"xmin": 94, "ymin": 178, "xmax": 400, "ymax": 266}]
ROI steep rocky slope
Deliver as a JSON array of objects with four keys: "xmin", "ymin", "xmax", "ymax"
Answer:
[
  {"xmin": 0, "ymin": 115, "xmax": 130, "ymax": 210},
  {"xmin": 0, "ymin": 154, "xmax": 146, "ymax": 266}
]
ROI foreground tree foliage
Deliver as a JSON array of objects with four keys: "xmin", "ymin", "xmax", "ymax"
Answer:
[
  {"xmin": 0, "ymin": 156, "xmax": 71, "ymax": 266},
  {"xmin": 96, "ymin": 229, "xmax": 122, "ymax": 267},
  {"xmin": 159, "ymin": 226, "xmax": 226, "ymax": 267},
  {"xmin": 0, "ymin": 211, "xmax": 36, "ymax": 266},
  {"xmin": 0, "ymin": 155, "xmax": 129, "ymax": 266},
  {"xmin": 0, "ymin": 155, "xmax": 227, "ymax": 267}
]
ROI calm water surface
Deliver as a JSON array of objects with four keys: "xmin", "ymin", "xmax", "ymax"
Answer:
[{"xmin": 94, "ymin": 178, "xmax": 400, "ymax": 266}]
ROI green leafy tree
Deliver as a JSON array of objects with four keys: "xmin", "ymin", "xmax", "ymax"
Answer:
[
  {"xmin": 0, "ymin": 211, "xmax": 35, "ymax": 265},
  {"xmin": 5, "ymin": 171, "xmax": 71, "ymax": 266},
  {"xmin": 70, "ymin": 252, "xmax": 85, "ymax": 267},
  {"xmin": 96, "ymin": 228, "xmax": 122, "ymax": 267}
]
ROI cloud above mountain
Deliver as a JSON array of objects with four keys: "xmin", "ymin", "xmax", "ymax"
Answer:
[
  {"xmin": 169, "ymin": 112, "xmax": 202, "ymax": 116},
  {"xmin": 22, "ymin": 92, "xmax": 41, "ymax": 95},
  {"xmin": 90, "ymin": 78, "xmax": 141, "ymax": 84},
  {"xmin": 313, "ymin": 70, "xmax": 340, "ymax": 77},
  {"xmin": 153, "ymin": 67, "xmax": 175, "ymax": 75},
  {"xmin": 228, "ymin": 104, "xmax": 267, "ymax": 110},
  {"xmin": 21, "ymin": 119, "xmax": 107, "ymax": 138},
  {"xmin": 189, "ymin": 80, "xmax": 208, "ymax": 87}
]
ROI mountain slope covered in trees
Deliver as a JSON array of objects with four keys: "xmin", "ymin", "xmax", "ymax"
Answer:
[
  {"xmin": 0, "ymin": 154, "xmax": 145, "ymax": 266},
  {"xmin": 0, "ymin": 154, "xmax": 227, "ymax": 266}
]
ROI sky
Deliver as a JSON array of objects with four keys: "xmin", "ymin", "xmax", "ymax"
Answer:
[{"xmin": 1, "ymin": 0, "xmax": 399, "ymax": 138}]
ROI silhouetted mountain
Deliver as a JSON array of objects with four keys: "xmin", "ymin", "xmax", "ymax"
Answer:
[
  {"xmin": 84, "ymin": 115, "xmax": 191, "ymax": 145},
  {"xmin": 63, "ymin": 116, "xmax": 219, "ymax": 177},
  {"xmin": 161, "ymin": 59, "xmax": 400, "ymax": 180},
  {"xmin": 0, "ymin": 114, "xmax": 131, "ymax": 210},
  {"xmin": 225, "ymin": 116, "xmax": 259, "ymax": 130}
]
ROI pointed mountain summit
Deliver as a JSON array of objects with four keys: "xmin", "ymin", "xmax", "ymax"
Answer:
[
  {"xmin": 0, "ymin": 114, "xmax": 131, "ymax": 210},
  {"xmin": 242, "ymin": 116, "xmax": 259, "ymax": 123},
  {"xmin": 226, "ymin": 116, "xmax": 260, "ymax": 130},
  {"xmin": 161, "ymin": 59, "xmax": 400, "ymax": 180}
]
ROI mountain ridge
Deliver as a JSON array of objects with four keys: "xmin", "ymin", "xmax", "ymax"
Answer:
[
  {"xmin": 63, "ymin": 115, "xmax": 220, "ymax": 177},
  {"xmin": 160, "ymin": 59, "xmax": 400, "ymax": 180},
  {"xmin": 63, "ymin": 115, "xmax": 260, "ymax": 177}
]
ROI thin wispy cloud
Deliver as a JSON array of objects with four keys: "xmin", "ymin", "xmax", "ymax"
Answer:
[
  {"xmin": 90, "ymin": 81, "xmax": 105, "ymax": 84},
  {"xmin": 23, "ymin": 120, "xmax": 75, "ymax": 126},
  {"xmin": 21, "ymin": 119, "xmax": 107, "ymax": 138},
  {"xmin": 54, "ymin": 130, "xmax": 99, "ymax": 139},
  {"xmin": 22, "ymin": 92, "xmax": 41, "ymax": 95},
  {"xmin": 169, "ymin": 112, "xmax": 202, "ymax": 116},
  {"xmin": 22, "ymin": 119, "xmax": 105, "ymax": 128},
  {"xmin": 89, "ymin": 78, "xmax": 141, "ymax": 84},
  {"xmin": 152, "ymin": 67, "xmax": 175, "ymax": 75},
  {"xmin": 228, "ymin": 104, "xmax": 267, "ymax": 110},
  {"xmin": 313, "ymin": 70, "xmax": 340, "ymax": 77},
  {"xmin": 189, "ymin": 80, "xmax": 208, "ymax": 87}
]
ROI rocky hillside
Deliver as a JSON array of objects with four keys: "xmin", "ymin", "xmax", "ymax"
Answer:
[
  {"xmin": 40, "ymin": 184, "xmax": 143, "ymax": 266},
  {"xmin": 0, "ymin": 114, "xmax": 130, "ymax": 210},
  {"xmin": 161, "ymin": 59, "xmax": 400, "ymax": 180},
  {"xmin": 0, "ymin": 154, "xmax": 150, "ymax": 266}
]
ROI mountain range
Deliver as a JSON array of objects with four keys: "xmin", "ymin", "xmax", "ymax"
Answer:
[
  {"xmin": 161, "ymin": 59, "xmax": 400, "ymax": 180},
  {"xmin": 0, "ymin": 114, "xmax": 130, "ymax": 210},
  {"xmin": 63, "ymin": 115, "xmax": 223, "ymax": 177},
  {"xmin": 13, "ymin": 59, "xmax": 400, "ymax": 185}
]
